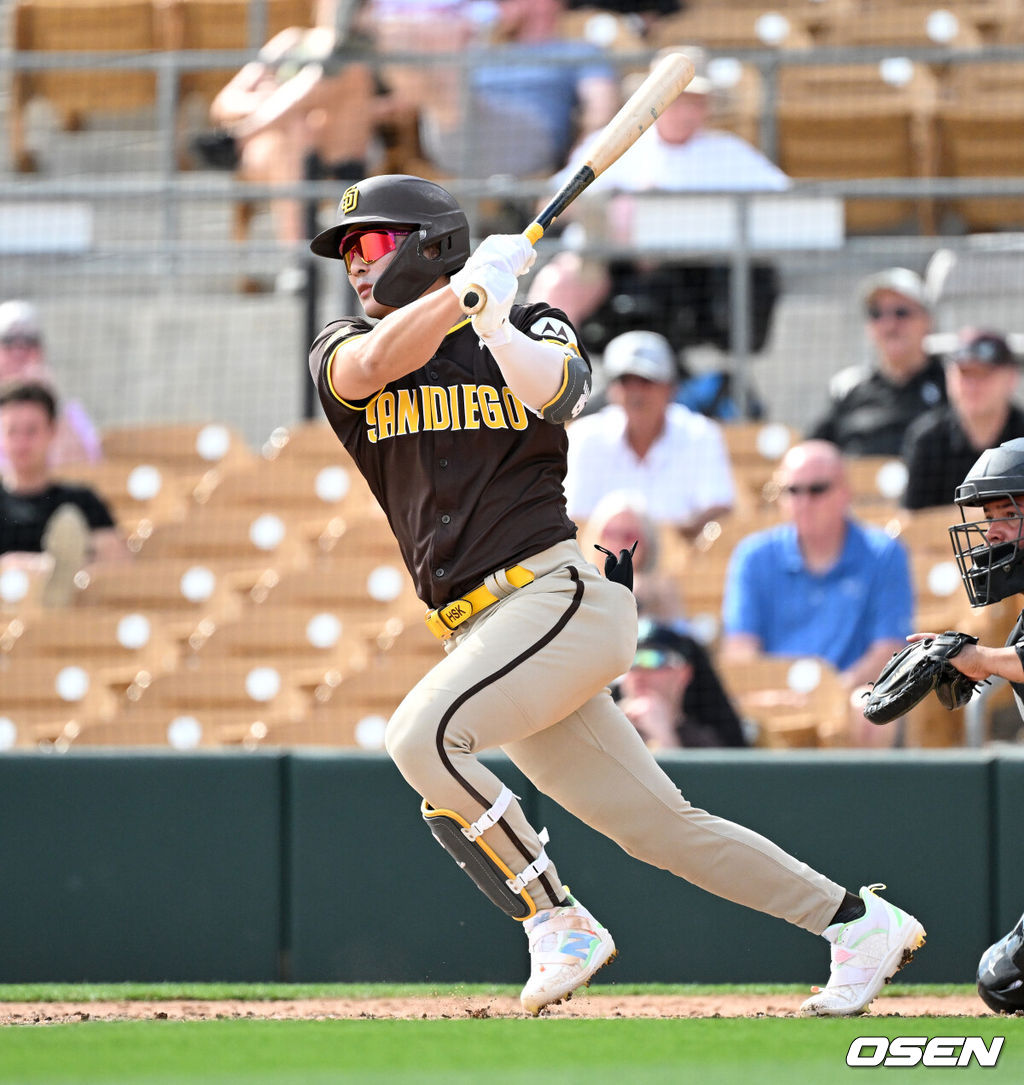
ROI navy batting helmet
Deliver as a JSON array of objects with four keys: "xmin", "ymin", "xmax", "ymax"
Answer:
[
  {"xmin": 309, "ymin": 174, "xmax": 470, "ymax": 308},
  {"xmin": 950, "ymin": 438, "xmax": 1024, "ymax": 606},
  {"xmin": 977, "ymin": 910, "xmax": 1024, "ymax": 1014}
]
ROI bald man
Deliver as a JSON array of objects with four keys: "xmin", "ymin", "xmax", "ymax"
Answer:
[{"xmin": 720, "ymin": 441, "xmax": 913, "ymax": 743}]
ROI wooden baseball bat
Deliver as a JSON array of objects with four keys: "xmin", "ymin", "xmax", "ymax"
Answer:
[{"xmin": 459, "ymin": 50, "xmax": 697, "ymax": 314}]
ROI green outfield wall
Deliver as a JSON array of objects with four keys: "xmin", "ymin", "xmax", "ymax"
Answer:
[{"xmin": 1, "ymin": 749, "xmax": 1019, "ymax": 984}]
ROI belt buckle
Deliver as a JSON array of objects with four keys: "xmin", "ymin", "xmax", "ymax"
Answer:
[{"xmin": 425, "ymin": 598, "xmax": 474, "ymax": 639}]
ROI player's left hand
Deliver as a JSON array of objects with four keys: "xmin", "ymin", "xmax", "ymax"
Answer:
[
  {"xmin": 468, "ymin": 234, "xmax": 537, "ymax": 279},
  {"xmin": 451, "ymin": 263, "xmax": 518, "ymax": 345}
]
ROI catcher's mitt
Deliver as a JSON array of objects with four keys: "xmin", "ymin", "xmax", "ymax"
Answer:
[{"xmin": 863, "ymin": 631, "xmax": 980, "ymax": 725}]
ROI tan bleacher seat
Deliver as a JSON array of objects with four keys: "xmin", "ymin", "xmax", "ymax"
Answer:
[
  {"xmin": 10, "ymin": 0, "xmax": 160, "ymax": 172},
  {"xmin": 134, "ymin": 505, "xmax": 309, "ymax": 581},
  {"xmin": 843, "ymin": 454, "xmax": 909, "ymax": 509},
  {"xmin": 0, "ymin": 606, "xmax": 180, "ymax": 694},
  {"xmin": 63, "ymin": 709, "xmax": 233, "ymax": 748},
  {"xmin": 101, "ymin": 421, "xmax": 255, "ymax": 486},
  {"xmin": 183, "ymin": 603, "xmax": 371, "ymax": 688},
  {"xmin": 821, "ymin": 3, "xmax": 984, "ymax": 49},
  {"xmin": 936, "ymin": 61, "xmax": 1024, "ymax": 230},
  {"xmin": 156, "ymin": 0, "xmax": 315, "ymax": 110},
  {"xmin": 72, "ymin": 556, "xmax": 246, "ymax": 642},
  {"xmin": 650, "ymin": 6, "xmax": 815, "ymax": 50},
  {"xmin": 248, "ymin": 551, "xmax": 422, "ymax": 637},
  {"xmin": 775, "ymin": 62, "xmax": 940, "ymax": 233},
  {"xmin": 558, "ymin": 7, "xmax": 647, "ymax": 58},
  {"xmin": 0, "ymin": 655, "xmax": 121, "ymax": 743},
  {"xmin": 716, "ymin": 653, "xmax": 850, "ymax": 747},
  {"xmin": 721, "ymin": 421, "xmax": 796, "ymax": 511},
  {"xmin": 122, "ymin": 656, "xmax": 309, "ymax": 726},
  {"xmin": 58, "ymin": 459, "xmax": 192, "ymax": 539},
  {"xmin": 191, "ymin": 456, "xmax": 378, "ymax": 549},
  {"xmin": 660, "ymin": 0, "xmax": 856, "ymax": 43}
]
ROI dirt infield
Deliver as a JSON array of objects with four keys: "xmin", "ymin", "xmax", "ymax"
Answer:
[{"xmin": 0, "ymin": 993, "xmax": 992, "ymax": 1024}]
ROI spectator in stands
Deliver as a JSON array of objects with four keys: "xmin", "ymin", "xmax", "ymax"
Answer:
[
  {"xmin": 563, "ymin": 330, "xmax": 735, "ymax": 536},
  {"xmin": 0, "ymin": 381, "xmax": 127, "ymax": 606},
  {"xmin": 579, "ymin": 488, "xmax": 686, "ymax": 626},
  {"xmin": 0, "ymin": 299, "xmax": 101, "ymax": 468},
  {"xmin": 200, "ymin": 0, "xmax": 378, "ymax": 284},
  {"xmin": 526, "ymin": 46, "xmax": 788, "ymax": 355},
  {"xmin": 808, "ymin": 267, "xmax": 946, "ymax": 456},
  {"xmin": 616, "ymin": 618, "xmax": 748, "ymax": 748},
  {"xmin": 902, "ymin": 328, "xmax": 1024, "ymax": 512},
  {"xmin": 720, "ymin": 439, "xmax": 913, "ymax": 746},
  {"xmin": 373, "ymin": 0, "xmax": 620, "ymax": 181}
]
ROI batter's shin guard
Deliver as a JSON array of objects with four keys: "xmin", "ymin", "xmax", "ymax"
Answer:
[{"xmin": 421, "ymin": 788, "xmax": 551, "ymax": 921}]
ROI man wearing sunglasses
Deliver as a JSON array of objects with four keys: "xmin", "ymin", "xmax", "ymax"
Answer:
[
  {"xmin": 808, "ymin": 267, "xmax": 946, "ymax": 456},
  {"xmin": 308, "ymin": 173, "xmax": 924, "ymax": 1018},
  {"xmin": 721, "ymin": 439, "xmax": 913, "ymax": 746}
]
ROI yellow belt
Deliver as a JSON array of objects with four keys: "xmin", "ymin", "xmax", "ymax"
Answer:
[{"xmin": 424, "ymin": 565, "xmax": 535, "ymax": 639}]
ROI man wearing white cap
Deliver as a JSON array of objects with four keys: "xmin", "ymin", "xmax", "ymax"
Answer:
[
  {"xmin": 562, "ymin": 329, "xmax": 735, "ymax": 535},
  {"xmin": 808, "ymin": 268, "xmax": 946, "ymax": 456},
  {"xmin": 527, "ymin": 46, "xmax": 788, "ymax": 352}
]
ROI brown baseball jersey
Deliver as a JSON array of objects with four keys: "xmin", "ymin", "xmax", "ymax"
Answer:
[{"xmin": 310, "ymin": 302, "xmax": 587, "ymax": 607}]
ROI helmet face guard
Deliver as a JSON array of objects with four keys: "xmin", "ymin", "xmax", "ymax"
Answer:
[
  {"xmin": 977, "ymin": 912, "xmax": 1024, "ymax": 1014},
  {"xmin": 310, "ymin": 175, "xmax": 470, "ymax": 308},
  {"xmin": 951, "ymin": 438, "xmax": 1024, "ymax": 606},
  {"xmin": 949, "ymin": 513, "xmax": 1024, "ymax": 607}
]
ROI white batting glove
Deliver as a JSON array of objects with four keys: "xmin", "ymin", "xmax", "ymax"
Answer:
[
  {"xmin": 450, "ymin": 263, "xmax": 518, "ymax": 346},
  {"xmin": 467, "ymin": 233, "xmax": 537, "ymax": 278}
]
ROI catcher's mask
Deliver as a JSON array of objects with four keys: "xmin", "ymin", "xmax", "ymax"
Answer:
[
  {"xmin": 977, "ymin": 911, "xmax": 1024, "ymax": 1014},
  {"xmin": 950, "ymin": 438, "xmax": 1024, "ymax": 606},
  {"xmin": 309, "ymin": 174, "xmax": 470, "ymax": 308}
]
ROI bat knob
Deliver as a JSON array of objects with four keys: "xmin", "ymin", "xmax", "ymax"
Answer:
[{"xmin": 460, "ymin": 286, "xmax": 485, "ymax": 314}]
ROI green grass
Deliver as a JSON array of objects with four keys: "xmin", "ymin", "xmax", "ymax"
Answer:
[{"xmin": 1, "ymin": 1017, "xmax": 1022, "ymax": 1085}]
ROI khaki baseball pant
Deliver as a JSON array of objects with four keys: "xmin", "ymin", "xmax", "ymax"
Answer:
[{"xmin": 385, "ymin": 539, "xmax": 845, "ymax": 934}]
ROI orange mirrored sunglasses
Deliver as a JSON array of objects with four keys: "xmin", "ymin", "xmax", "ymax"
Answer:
[{"xmin": 339, "ymin": 229, "xmax": 411, "ymax": 269}]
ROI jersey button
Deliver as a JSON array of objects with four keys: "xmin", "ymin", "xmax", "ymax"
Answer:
[
  {"xmin": 439, "ymin": 458, "xmax": 449, "ymax": 468},
  {"xmin": 428, "ymin": 370, "xmax": 440, "ymax": 380},
  {"xmin": 440, "ymin": 514, "xmax": 451, "ymax": 524},
  {"xmin": 434, "ymin": 568, "xmax": 445, "ymax": 578}
]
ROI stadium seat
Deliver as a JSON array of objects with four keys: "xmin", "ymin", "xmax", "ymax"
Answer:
[
  {"xmin": 101, "ymin": 422, "xmax": 255, "ymax": 486},
  {"xmin": 936, "ymin": 61, "xmax": 1024, "ymax": 230},
  {"xmin": 58, "ymin": 459, "xmax": 192, "ymax": 539},
  {"xmin": 775, "ymin": 62, "xmax": 940, "ymax": 233},
  {"xmin": 72, "ymin": 557, "xmax": 246, "ymax": 642},
  {"xmin": 650, "ymin": 7, "xmax": 815, "ymax": 50},
  {"xmin": 0, "ymin": 656, "xmax": 122, "ymax": 739},
  {"xmin": 261, "ymin": 421, "xmax": 355, "ymax": 465},
  {"xmin": 820, "ymin": 3, "xmax": 984, "ymax": 49},
  {"xmin": 157, "ymin": 0, "xmax": 316, "ymax": 112},
  {"xmin": 0, "ymin": 606, "xmax": 180, "ymax": 694},
  {"xmin": 715, "ymin": 654, "xmax": 849, "ymax": 747},
  {"xmin": 10, "ymin": 0, "xmax": 159, "ymax": 172}
]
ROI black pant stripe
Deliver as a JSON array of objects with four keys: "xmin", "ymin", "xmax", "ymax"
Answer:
[{"xmin": 433, "ymin": 566, "xmax": 585, "ymax": 905}]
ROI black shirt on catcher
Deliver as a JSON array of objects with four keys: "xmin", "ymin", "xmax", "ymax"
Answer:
[
  {"xmin": 0, "ymin": 482, "xmax": 115, "ymax": 554},
  {"xmin": 310, "ymin": 304, "xmax": 590, "ymax": 609}
]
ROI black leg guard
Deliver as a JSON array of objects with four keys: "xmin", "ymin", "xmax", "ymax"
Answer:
[{"xmin": 422, "ymin": 797, "xmax": 550, "ymax": 921}]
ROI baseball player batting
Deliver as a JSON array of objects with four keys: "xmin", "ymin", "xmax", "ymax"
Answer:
[{"xmin": 307, "ymin": 174, "xmax": 925, "ymax": 1015}]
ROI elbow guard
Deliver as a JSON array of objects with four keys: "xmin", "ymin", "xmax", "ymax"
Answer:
[{"xmin": 539, "ymin": 350, "xmax": 591, "ymax": 424}]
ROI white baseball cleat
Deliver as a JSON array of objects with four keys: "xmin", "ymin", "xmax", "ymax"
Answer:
[
  {"xmin": 801, "ymin": 883, "xmax": 926, "ymax": 1017},
  {"xmin": 520, "ymin": 893, "xmax": 617, "ymax": 1016}
]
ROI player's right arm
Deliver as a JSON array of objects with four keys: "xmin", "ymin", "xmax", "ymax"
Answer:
[{"xmin": 326, "ymin": 283, "xmax": 465, "ymax": 402}]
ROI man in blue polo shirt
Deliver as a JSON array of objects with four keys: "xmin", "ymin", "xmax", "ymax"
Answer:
[{"xmin": 720, "ymin": 439, "xmax": 913, "ymax": 746}]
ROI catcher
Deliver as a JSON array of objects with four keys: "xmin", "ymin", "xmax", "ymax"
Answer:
[{"xmin": 865, "ymin": 437, "xmax": 1024, "ymax": 1012}]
